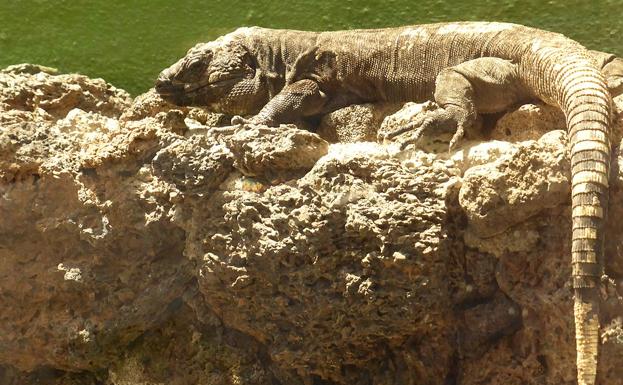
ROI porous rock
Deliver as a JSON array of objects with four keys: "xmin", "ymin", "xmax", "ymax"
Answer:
[
  {"xmin": 0, "ymin": 67, "xmax": 622, "ymax": 385},
  {"xmin": 0, "ymin": 64, "xmax": 131, "ymax": 119},
  {"xmin": 187, "ymin": 141, "xmax": 461, "ymax": 383},
  {"xmin": 0, "ymin": 93, "xmax": 190, "ymax": 372},
  {"xmin": 317, "ymin": 102, "xmax": 401, "ymax": 143},
  {"xmin": 490, "ymin": 103, "xmax": 566, "ymax": 142},
  {"xmin": 120, "ymin": 88, "xmax": 228, "ymax": 127},
  {"xmin": 459, "ymin": 130, "xmax": 570, "ymax": 239},
  {"xmin": 224, "ymin": 124, "xmax": 330, "ymax": 179}
]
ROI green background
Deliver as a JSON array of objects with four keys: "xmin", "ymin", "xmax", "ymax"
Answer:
[{"xmin": 1, "ymin": 0, "xmax": 621, "ymax": 95}]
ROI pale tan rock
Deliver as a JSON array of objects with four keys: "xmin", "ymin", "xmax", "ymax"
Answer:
[
  {"xmin": 0, "ymin": 64, "xmax": 130, "ymax": 119},
  {"xmin": 191, "ymin": 147, "xmax": 460, "ymax": 384},
  {"xmin": 613, "ymin": 94, "xmax": 623, "ymax": 143},
  {"xmin": 491, "ymin": 103, "xmax": 566, "ymax": 142},
  {"xmin": 0, "ymin": 119, "xmax": 190, "ymax": 371},
  {"xmin": 449, "ymin": 140, "xmax": 517, "ymax": 174},
  {"xmin": 1, "ymin": 63, "xmax": 58, "ymax": 75},
  {"xmin": 120, "ymin": 88, "xmax": 228, "ymax": 127},
  {"xmin": 459, "ymin": 130, "xmax": 570, "ymax": 238},
  {"xmin": 224, "ymin": 124, "xmax": 329, "ymax": 179},
  {"xmin": 317, "ymin": 102, "xmax": 401, "ymax": 143},
  {"xmin": 151, "ymin": 135, "xmax": 234, "ymax": 194},
  {"xmin": 1, "ymin": 68, "xmax": 622, "ymax": 385}
]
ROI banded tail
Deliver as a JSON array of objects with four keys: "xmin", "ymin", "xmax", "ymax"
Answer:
[
  {"xmin": 567, "ymin": 64, "xmax": 610, "ymax": 385},
  {"xmin": 525, "ymin": 44, "xmax": 612, "ymax": 385}
]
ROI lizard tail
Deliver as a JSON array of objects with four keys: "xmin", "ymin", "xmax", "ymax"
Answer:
[
  {"xmin": 523, "ymin": 43, "xmax": 612, "ymax": 385},
  {"xmin": 558, "ymin": 52, "xmax": 611, "ymax": 385}
]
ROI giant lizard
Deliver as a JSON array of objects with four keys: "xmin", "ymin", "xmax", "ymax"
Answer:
[{"xmin": 155, "ymin": 22, "xmax": 621, "ymax": 385}]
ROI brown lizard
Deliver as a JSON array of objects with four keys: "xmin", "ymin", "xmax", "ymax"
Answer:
[{"xmin": 155, "ymin": 22, "xmax": 620, "ymax": 385}]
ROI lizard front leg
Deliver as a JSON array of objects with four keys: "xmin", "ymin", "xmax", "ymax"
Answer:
[
  {"xmin": 231, "ymin": 79, "xmax": 328, "ymax": 126},
  {"xmin": 382, "ymin": 57, "xmax": 531, "ymax": 151}
]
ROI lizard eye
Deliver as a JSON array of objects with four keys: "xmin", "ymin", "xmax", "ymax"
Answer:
[
  {"xmin": 185, "ymin": 59, "xmax": 204, "ymax": 74},
  {"xmin": 209, "ymin": 72, "xmax": 231, "ymax": 84}
]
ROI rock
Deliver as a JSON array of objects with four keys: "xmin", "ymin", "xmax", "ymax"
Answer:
[
  {"xmin": 0, "ymin": 66, "xmax": 622, "ymax": 385},
  {"xmin": 120, "ymin": 88, "xmax": 228, "ymax": 127},
  {"xmin": 459, "ymin": 130, "xmax": 570, "ymax": 238},
  {"xmin": 106, "ymin": 298, "xmax": 276, "ymax": 385},
  {"xmin": 317, "ymin": 102, "xmax": 401, "ymax": 143},
  {"xmin": 1, "ymin": 63, "xmax": 59, "ymax": 75},
  {"xmin": 614, "ymin": 94, "xmax": 623, "ymax": 142},
  {"xmin": 151, "ymin": 134, "xmax": 234, "ymax": 195},
  {"xmin": 0, "ymin": 64, "xmax": 131, "ymax": 119},
  {"xmin": 224, "ymin": 124, "xmax": 329, "ymax": 179},
  {"xmin": 190, "ymin": 144, "xmax": 460, "ymax": 384},
  {"xmin": 491, "ymin": 103, "xmax": 566, "ymax": 142},
  {"xmin": 0, "ymin": 107, "xmax": 191, "ymax": 372},
  {"xmin": 449, "ymin": 140, "xmax": 517, "ymax": 174},
  {"xmin": 606, "ymin": 139, "xmax": 623, "ymax": 277},
  {"xmin": 460, "ymin": 294, "xmax": 522, "ymax": 358}
]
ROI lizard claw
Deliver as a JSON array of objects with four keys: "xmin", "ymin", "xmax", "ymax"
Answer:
[
  {"xmin": 448, "ymin": 123, "xmax": 465, "ymax": 153},
  {"xmin": 378, "ymin": 101, "xmax": 436, "ymax": 143},
  {"xmin": 379, "ymin": 115, "xmax": 427, "ymax": 143},
  {"xmin": 231, "ymin": 115, "xmax": 249, "ymax": 125},
  {"xmin": 231, "ymin": 115, "xmax": 275, "ymax": 127},
  {"xmin": 397, "ymin": 116, "xmax": 439, "ymax": 150}
]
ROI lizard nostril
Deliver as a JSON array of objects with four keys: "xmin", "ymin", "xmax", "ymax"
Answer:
[
  {"xmin": 155, "ymin": 74, "xmax": 168, "ymax": 87},
  {"xmin": 155, "ymin": 74, "xmax": 176, "ymax": 94}
]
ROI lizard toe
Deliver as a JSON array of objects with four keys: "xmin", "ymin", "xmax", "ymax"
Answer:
[
  {"xmin": 398, "ymin": 118, "xmax": 435, "ymax": 150},
  {"xmin": 379, "ymin": 114, "xmax": 428, "ymax": 144},
  {"xmin": 231, "ymin": 115, "xmax": 248, "ymax": 125},
  {"xmin": 447, "ymin": 123, "xmax": 466, "ymax": 152}
]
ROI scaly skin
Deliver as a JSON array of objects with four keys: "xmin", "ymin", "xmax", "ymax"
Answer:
[
  {"xmin": 156, "ymin": 22, "xmax": 615, "ymax": 385},
  {"xmin": 590, "ymin": 50, "xmax": 623, "ymax": 97}
]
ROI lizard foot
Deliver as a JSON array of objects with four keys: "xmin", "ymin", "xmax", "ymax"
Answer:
[
  {"xmin": 231, "ymin": 115, "xmax": 251, "ymax": 125},
  {"xmin": 379, "ymin": 103, "xmax": 471, "ymax": 152},
  {"xmin": 231, "ymin": 115, "xmax": 274, "ymax": 126}
]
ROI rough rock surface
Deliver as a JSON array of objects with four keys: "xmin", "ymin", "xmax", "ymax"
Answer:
[
  {"xmin": 317, "ymin": 102, "xmax": 401, "ymax": 143},
  {"xmin": 1, "ymin": 66, "xmax": 622, "ymax": 385},
  {"xmin": 0, "ymin": 64, "xmax": 131, "ymax": 120}
]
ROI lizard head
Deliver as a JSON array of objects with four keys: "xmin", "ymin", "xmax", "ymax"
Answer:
[{"xmin": 155, "ymin": 36, "xmax": 268, "ymax": 115}]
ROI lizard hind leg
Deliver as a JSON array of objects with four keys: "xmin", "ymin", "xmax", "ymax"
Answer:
[{"xmin": 382, "ymin": 57, "xmax": 529, "ymax": 152}]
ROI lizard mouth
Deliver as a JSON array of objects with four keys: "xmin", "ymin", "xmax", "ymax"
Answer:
[
  {"xmin": 154, "ymin": 79, "xmax": 185, "ymax": 96},
  {"xmin": 155, "ymin": 81, "xmax": 211, "ymax": 97},
  {"xmin": 184, "ymin": 81, "xmax": 212, "ymax": 94},
  {"xmin": 155, "ymin": 76, "xmax": 242, "ymax": 97}
]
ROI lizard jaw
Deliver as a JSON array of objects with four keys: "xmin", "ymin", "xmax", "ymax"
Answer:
[
  {"xmin": 154, "ymin": 77, "xmax": 208, "ymax": 105},
  {"xmin": 154, "ymin": 76, "xmax": 184, "ymax": 96},
  {"xmin": 154, "ymin": 80, "xmax": 194, "ymax": 106}
]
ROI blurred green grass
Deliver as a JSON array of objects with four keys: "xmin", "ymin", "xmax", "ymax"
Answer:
[{"xmin": 1, "ymin": 0, "xmax": 620, "ymax": 95}]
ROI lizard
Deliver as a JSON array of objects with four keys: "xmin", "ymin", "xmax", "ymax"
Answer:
[{"xmin": 155, "ymin": 22, "xmax": 619, "ymax": 385}]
